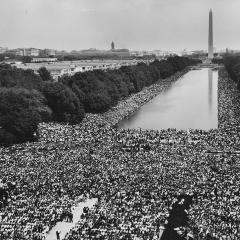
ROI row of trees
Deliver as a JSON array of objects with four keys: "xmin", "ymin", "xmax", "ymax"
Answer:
[
  {"xmin": 223, "ymin": 56, "xmax": 240, "ymax": 88},
  {"xmin": 0, "ymin": 64, "xmax": 85, "ymax": 145},
  {"xmin": 61, "ymin": 57, "xmax": 199, "ymax": 113},
  {"xmin": 0, "ymin": 56, "xmax": 199, "ymax": 145}
]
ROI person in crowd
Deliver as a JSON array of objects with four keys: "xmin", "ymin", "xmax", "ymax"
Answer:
[{"xmin": 56, "ymin": 230, "xmax": 61, "ymax": 240}]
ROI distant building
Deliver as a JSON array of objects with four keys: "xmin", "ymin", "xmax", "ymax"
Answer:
[
  {"xmin": 225, "ymin": 48, "xmax": 237, "ymax": 55},
  {"xmin": 79, "ymin": 48, "xmax": 130, "ymax": 57},
  {"xmin": 40, "ymin": 49, "xmax": 56, "ymax": 56},
  {"xmin": 55, "ymin": 50, "xmax": 69, "ymax": 56},
  {"xmin": 14, "ymin": 59, "xmax": 141, "ymax": 81},
  {"xmin": 5, "ymin": 49, "xmax": 19, "ymax": 55},
  {"xmin": 25, "ymin": 48, "xmax": 40, "ymax": 56},
  {"xmin": 131, "ymin": 50, "xmax": 164, "ymax": 57},
  {"xmin": 110, "ymin": 49, "xmax": 130, "ymax": 57},
  {"xmin": 152, "ymin": 50, "xmax": 165, "ymax": 57},
  {"xmin": 15, "ymin": 48, "xmax": 40, "ymax": 57},
  {"xmin": 16, "ymin": 49, "xmax": 24, "ymax": 56},
  {"xmin": 111, "ymin": 41, "xmax": 115, "ymax": 50},
  {"xmin": 31, "ymin": 57, "xmax": 58, "ymax": 63},
  {"xmin": 47, "ymin": 49, "xmax": 56, "ymax": 56},
  {"xmin": 79, "ymin": 48, "xmax": 98, "ymax": 55},
  {"xmin": 0, "ymin": 47, "xmax": 8, "ymax": 54}
]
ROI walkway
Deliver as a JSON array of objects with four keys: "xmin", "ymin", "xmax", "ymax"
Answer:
[
  {"xmin": 45, "ymin": 198, "xmax": 97, "ymax": 240},
  {"xmin": 159, "ymin": 225, "xmax": 165, "ymax": 239}
]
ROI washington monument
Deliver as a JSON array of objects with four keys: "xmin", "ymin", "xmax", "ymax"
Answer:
[{"xmin": 208, "ymin": 9, "xmax": 213, "ymax": 59}]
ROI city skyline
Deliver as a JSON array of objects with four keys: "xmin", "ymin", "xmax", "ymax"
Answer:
[{"xmin": 0, "ymin": 0, "xmax": 239, "ymax": 51}]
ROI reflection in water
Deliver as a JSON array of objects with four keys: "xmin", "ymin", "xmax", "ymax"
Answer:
[
  {"xmin": 208, "ymin": 68, "xmax": 213, "ymax": 111},
  {"xmin": 119, "ymin": 68, "xmax": 218, "ymax": 130}
]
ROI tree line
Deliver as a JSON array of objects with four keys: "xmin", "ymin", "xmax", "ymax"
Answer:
[
  {"xmin": 0, "ymin": 56, "xmax": 199, "ymax": 146},
  {"xmin": 223, "ymin": 55, "xmax": 240, "ymax": 88}
]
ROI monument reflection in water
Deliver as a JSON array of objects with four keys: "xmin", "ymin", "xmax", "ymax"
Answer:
[
  {"xmin": 208, "ymin": 68, "xmax": 213, "ymax": 111},
  {"xmin": 119, "ymin": 68, "xmax": 218, "ymax": 130}
]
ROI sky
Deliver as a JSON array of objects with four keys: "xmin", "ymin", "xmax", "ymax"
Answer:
[{"xmin": 0, "ymin": 0, "xmax": 239, "ymax": 51}]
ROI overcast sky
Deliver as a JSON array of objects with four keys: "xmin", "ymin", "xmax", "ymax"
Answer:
[{"xmin": 0, "ymin": 0, "xmax": 239, "ymax": 51}]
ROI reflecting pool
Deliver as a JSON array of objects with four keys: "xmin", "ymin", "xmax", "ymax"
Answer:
[{"xmin": 119, "ymin": 68, "xmax": 218, "ymax": 130}]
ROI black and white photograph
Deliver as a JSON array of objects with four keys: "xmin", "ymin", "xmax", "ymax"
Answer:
[{"xmin": 0, "ymin": 0, "xmax": 240, "ymax": 239}]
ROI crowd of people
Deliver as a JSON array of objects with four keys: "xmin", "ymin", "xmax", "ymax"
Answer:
[{"xmin": 0, "ymin": 68, "xmax": 240, "ymax": 239}]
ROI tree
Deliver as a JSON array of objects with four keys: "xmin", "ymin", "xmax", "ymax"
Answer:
[
  {"xmin": 85, "ymin": 92, "xmax": 111, "ymax": 113},
  {"xmin": 224, "ymin": 56, "xmax": 240, "ymax": 81},
  {"xmin": 22, "ymin": 56, "xmax": 32, "ymax": 63},
  {"xmin": 0, "ymin": 64, "xmax": 43, "ymax": 90},
  {"xmin": 38, "ymin": 67, "xmax": 52, "ymax": 81},
  {"xmin": 61, "ymin": 57, "xmax": 198, "ymax": 115},
  {"xmin": 0, "ymin": 88, "xmax": 51, "ymax": 145},
  {"xmin": 43, "ymin": 82, "xmax": 85, "ymax": 124}
]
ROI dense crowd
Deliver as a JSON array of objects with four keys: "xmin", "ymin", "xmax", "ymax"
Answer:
[{"xmin": 0, "ymin": 68, "xmax": 240, "ymax": 240}]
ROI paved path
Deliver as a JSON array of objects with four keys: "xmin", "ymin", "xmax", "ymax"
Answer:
[
  {"xmin": 45, "ymin": 198, "xmax": 97, "ymax": 240},
  {"xmin": 159, "ymin": 225, "xmax": 165, "ymax": 239}
]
